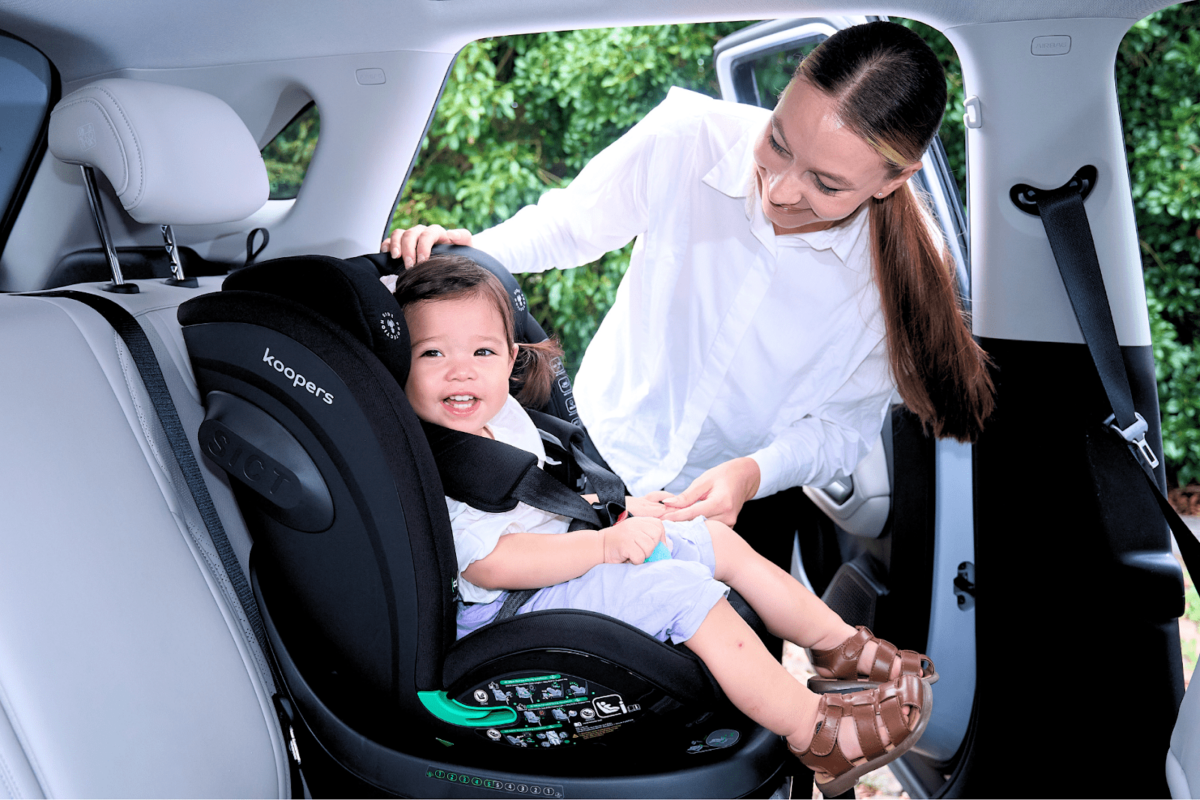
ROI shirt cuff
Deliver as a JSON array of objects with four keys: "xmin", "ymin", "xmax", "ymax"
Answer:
[{"xmin": 748, "ymin": 447, "xmax": 788, "ymax": 501}]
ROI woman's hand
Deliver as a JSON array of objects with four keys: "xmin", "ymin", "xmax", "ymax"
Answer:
[
  {"xmin": 623, "ymin": 491, "xmax": 672, "ymax": 519},
  {"xmin": 600, "ymin": 516, "xmax": 667, "ymax": 564},
  {"xmin": 660, "ymin": 457, "xmax": 761, "ymax": 527},
  {"xmin": 381, "ymin": 224, "xmax": 474, "ymax": 268}
]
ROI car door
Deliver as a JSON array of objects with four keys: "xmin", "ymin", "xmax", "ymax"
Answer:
[{"xmin": 714, "ymin": 18, "xmax": 976, "ymax": 798}]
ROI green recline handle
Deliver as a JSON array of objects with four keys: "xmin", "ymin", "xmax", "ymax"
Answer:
[{"xmin": 418, "ymin": 691, "xmax": 518, "ymax": 727}]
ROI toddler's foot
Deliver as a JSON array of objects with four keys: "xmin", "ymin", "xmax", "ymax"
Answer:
[
  {"xmin": 787, "ymin": 675, "xmax": 931, "ymax": 797},
  {"xmin": 808, "ymin": 626, "xmax": 936, "ymax": 690}
]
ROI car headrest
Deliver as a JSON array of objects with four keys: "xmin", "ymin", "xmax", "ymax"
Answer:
[
  {"xmin": 48, "ymin": 78, "xmax": 268, "ymax": 225},
  {"xmin": 222, "ymin": 254, "xmax": 412, "ymax": 385}
]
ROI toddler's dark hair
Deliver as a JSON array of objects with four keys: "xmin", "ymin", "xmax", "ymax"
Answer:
[{"xmin": 390, "ymin": 254, "xmax": 565, "ymax": 410}]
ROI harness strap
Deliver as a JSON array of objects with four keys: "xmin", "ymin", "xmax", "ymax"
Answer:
[{"xmin": 422, "ymin": 419, "xmax": 605, "ymax": 527}]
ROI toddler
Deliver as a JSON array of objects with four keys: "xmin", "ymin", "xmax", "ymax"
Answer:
[{"xmin": 389, "ymin": 255, "xmax": 933, "ymax": 796}]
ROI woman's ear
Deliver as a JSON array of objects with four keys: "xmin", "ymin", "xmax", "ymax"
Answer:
[{"xmin": 877, "ymin": 162, "xmax": 923, "ymax": 199}]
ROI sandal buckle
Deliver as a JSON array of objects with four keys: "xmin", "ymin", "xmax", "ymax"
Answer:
[{"xmin": 1105, "ymin": 412, "xmax": 1159, "ymax": 469}]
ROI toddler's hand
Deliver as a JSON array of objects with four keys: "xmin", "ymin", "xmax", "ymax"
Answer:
[
  {"xmin": 600, "ymin": 517, "xmax": 667, "ymax": 565},
  {"xmin": 623, "ymin": 491, "xmax": 672, "ymax": 519}
]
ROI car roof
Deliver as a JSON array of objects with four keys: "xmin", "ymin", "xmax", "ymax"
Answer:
[{"xmin": 0, "ymin": 0, "xmax": 1181, "ymax": 82}]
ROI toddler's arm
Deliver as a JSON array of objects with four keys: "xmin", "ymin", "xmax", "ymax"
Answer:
[{"xmin": 463, "ymin": 517, "xmax": 666, "ymax": 591}]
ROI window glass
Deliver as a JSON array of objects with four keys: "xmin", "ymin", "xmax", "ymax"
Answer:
[
  {"xmin": 262, "ymin": 102, "xmax": 319, "ymax": 200},
  {"xmin": 0, "ymin": 32, "xmax": 53, "ymax": 251}
]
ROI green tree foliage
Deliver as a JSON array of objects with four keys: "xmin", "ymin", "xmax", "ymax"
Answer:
[
  {"xmin": 390, "ymin": 25, "xmax": 745, "ymax": 374},
  {"xmin": 1118, "ymin": 3, "xmax": 1200, "ymax": 485},
  {"xmin": 262, "ymin": 104, "xmax": 320, "ymax": 200}
]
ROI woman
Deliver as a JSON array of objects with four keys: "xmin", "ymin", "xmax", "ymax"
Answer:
[{"xmin": 383, "ymin": 21, "xmax": 994, "ymax": 569}]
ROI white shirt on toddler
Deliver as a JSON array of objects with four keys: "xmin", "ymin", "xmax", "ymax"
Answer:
[{"xmin": 448, "ymin": 395, "xmax": 570, "ymax": 604}]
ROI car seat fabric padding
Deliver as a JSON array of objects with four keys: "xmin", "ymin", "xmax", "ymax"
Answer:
[
  {"xmin": 223, "ymin": 255, "xmax": 412, "ymax": 386},
  {"xmin": 179, "ymin": 289, "xmax": 457, "ymax": 693}
]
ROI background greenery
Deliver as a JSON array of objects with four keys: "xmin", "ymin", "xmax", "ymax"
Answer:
[{"xmin": 282, "ymin": 8, "xmax": 1198, "ymax": 483}]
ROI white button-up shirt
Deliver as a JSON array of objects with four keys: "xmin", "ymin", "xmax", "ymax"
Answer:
[{"xmin": 474, "ymin": 87, "xmax": 894, "ymax": 498}]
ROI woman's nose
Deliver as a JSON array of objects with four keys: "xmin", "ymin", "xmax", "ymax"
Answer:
[{"xmin": 767, "ymin": 169, "xmax": 804, "ymax": 206}]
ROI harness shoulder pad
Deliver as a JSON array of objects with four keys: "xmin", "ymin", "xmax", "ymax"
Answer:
[{"xmin": 420, "ymin": 421, "xmax": 537, "ymax": 512}]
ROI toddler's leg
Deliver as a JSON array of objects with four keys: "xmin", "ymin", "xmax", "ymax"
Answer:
[
  {"xmin": 707, "ymin": 520, "xmax": 913, "ymax": 681},
  {"xmin": 684, "ymin": 599, "xmax": 921, "ymax": 776}
]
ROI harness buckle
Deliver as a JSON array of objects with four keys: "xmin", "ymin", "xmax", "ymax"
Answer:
[{"xmin": 1105, "ymin": 412, "xmax": 1159, "ymax": 469}]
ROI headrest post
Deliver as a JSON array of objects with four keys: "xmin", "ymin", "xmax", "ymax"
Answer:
[
  {"xmin": 160, "ymin": 224, "xmax": 197, "ymax": 287},
  {"xmin": 81, "ymin": 165, "xmax": 138, "ymax": 295}
]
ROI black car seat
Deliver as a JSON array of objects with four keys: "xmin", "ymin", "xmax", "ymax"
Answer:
[{"xmin": 177, "ymin": 248, "xmax": 790, "ymax": 797}]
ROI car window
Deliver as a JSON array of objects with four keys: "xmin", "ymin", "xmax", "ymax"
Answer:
[
  {"xmin": 262, "ymin": 101, "xmax": 319, "ymax": 200},
  {"xmin": 0, "ymin": 32, "xmax": 54, "ymax": 255}
]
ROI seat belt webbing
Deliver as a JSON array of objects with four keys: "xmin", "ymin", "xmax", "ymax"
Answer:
[
  {"xmin": 1034, "ymin": 186, "xmax": 1200, "ymax": 581},
  {"xmin": 41, "ymin": 290, "xmax": 303, "ymax": 791}
]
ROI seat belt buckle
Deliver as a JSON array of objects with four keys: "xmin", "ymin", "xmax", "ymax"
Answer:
[{"xmin": 1105, "ymin": 412, "xmax": 1159, "ymax": 469}]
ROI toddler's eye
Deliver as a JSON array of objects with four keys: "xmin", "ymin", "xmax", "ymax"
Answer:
[
  {"xmin": 475, "ymin": 348, "xmax": 497, "ymax": 357},
  {"xmin": 419, "ymin": 348, "xmax": 443, "ymax": 358}
]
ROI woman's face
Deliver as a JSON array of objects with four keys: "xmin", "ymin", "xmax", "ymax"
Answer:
[{"xmin": 752, "ymin": 78, "xmax": 920, "ymax": 234}]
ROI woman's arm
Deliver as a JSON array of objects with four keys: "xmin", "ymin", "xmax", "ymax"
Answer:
[
  {"xmin": 381, "ymin": 93, "xmax": 709, "ymax": 274},
  {"xmin": 662, "ymin": 342, "xmax": 894, "ymax": 526},
  {"xmin": 463, "ymin": 517, "xmax": 666, "ymax": 591}
]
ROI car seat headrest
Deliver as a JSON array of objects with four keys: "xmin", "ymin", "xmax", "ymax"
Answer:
[
  {"xmin": 429, "ymin": 244, "xmax": 541, "ymax": 344},
  {"xmin": 48, "ymin": 78, "xmax": 268, "ymax": 225},
  {"xmin": 223, "ymin": 255, "xmax": 412, "ymax": 385}
]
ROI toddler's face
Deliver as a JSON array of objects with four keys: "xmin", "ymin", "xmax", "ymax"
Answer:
[{"xmin": 403, "ymin": 294, "xmax": 517, "ymax": 436}]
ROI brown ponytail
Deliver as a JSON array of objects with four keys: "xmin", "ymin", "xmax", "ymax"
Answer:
[
  {"xmin": 392, "ymin": 254, "xmax": 565, "ymax": 411},
  {"xmin": 797, "ymin": 21, "xmax": 994, "ymax": 441},
  {"xmin": 870, "ymin": 185, "xmax": 994, "ymax": 441},
  {"xmin": 511, "ymin": 339, "xmax": 565, "ymax": 410}
]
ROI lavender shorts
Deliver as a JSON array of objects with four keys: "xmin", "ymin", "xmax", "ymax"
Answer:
[{"xmin": 457, "ymin": 517, "xmax": 729, "ymax": 645}]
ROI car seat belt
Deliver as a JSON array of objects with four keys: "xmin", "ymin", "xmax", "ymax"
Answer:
[
  {"xmin": 38, "ymin": 290, "xmax": 304, "ymax": 795},
  {"xmin": 422, "ymin": 416, "xmax": 631, "ymax": 622},
  {"xmin": 1029, "ymin": 180, "xmax": 1200, "ymax": 581}
]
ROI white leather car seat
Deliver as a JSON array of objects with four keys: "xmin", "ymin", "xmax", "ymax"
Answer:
[{"xmin": 0, "ymin": 79, "xmax": 283, "ymax": 797}]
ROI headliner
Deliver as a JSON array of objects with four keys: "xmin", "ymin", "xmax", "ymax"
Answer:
[{"xmin": 0, "ymin": 0, "xmax": 1181, "ymax": 83}]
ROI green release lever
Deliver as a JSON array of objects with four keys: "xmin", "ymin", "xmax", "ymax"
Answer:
[{"xmin": 418, "ymin": 691, "xmax": 518, "ymax": 727}]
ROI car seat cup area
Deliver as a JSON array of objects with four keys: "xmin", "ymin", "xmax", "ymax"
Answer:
[{"xmin": 177, "ymin": 252, "xmax": 790, "ymax": 798}]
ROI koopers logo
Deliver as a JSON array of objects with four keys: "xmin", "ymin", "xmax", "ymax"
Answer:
[{"xmin": 261, "ymin": 347, "xmax": 334, "ymax": 404}]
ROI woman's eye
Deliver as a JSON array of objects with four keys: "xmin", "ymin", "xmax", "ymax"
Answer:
[
  {"xmin": 769, "ymin": 134, "xmax": 788, "ymax": 156},
  {"xmin": 813, "ymin": 176, "xmax": 839, "ymax": 195}
]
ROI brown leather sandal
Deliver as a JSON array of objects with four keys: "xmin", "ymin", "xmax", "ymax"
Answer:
[
  {"xmin": 807, "ymin": 625, "xmax": 938, "ymax": 693},
  {"xmin": 790, "ymin": 674, "xmax": 932, "ymax": 798}
]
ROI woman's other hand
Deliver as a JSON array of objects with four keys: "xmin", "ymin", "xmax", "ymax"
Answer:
[
  {"xmin": 381, "ymin": 224, "xmax": 473, "ymax": 268},
  {"xmin": 624, "ymin": 491, "xmax": 672, "ymax": 519},
  {"xmin": 600, "ymin": 516, "xmax": 667, "ymax": 564},
  {"xmin": 660, "ymin": 457, "xmax": 761, "ymax": 527}
]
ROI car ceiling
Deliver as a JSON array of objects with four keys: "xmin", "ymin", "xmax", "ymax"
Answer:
[{"xmin": 0, "ymin": 0, "xmax": 1181, "ymax": 81}]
